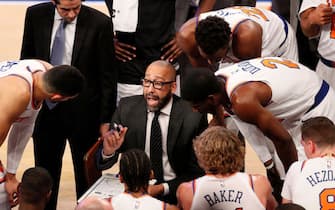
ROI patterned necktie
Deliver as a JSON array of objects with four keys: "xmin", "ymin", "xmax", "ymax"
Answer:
[
  {"xmin": 46, "ymin": 19, "xmax": 67, "ymax": 110},
  {"xmin": 150, "ymin": 111, "xmax": 163, "ymax": 183}
]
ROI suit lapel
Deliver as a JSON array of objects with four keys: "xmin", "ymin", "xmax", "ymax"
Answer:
[
  {"xmin": 42, "ymin": 4, "xmax": 55, "ymax": 59},
  {"xmin": 167, "ymin": 96, "xmax": 183, "ymax": 158},
  {"xmin": 135, "ymin": 98, "xmax": 148, "ymax": 150},
  {"xmin": 72, "ymin": 6, "xmax": 88, "ymax": 64}
]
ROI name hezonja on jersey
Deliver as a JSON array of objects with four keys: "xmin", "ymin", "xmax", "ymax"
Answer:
[{"xmin": 306, "ymin": 169, "xmax": 335, "ymax": 187}]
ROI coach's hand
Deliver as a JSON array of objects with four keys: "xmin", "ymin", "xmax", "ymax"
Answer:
[{"xmin": 102, "ymin": 127, "xmax": 128, "ymax": 156}]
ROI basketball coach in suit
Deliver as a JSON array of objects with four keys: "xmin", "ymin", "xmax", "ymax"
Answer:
[
  {"xmin": 96, "ymin": 60, "xmax": 207, "ymax": 204},
  {"xmin": 20, "ymin": 0, "xmax": 117, "ymax": 209}
]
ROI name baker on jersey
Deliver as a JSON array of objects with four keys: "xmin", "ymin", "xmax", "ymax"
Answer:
[
  {"xmin": 306, "ymin": 169, "xmax": 335, "ymax": 187},
  {"xmin": 203, "ymin": 189, "xmax": 243, "ymax": 207}
]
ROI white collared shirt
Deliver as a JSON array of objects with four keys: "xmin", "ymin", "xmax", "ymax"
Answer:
[
  {"xmin": 50, "ymin": 10, "xmax": 76, "ymax": 65},
  {"xmin": 145, "ymin": 97, "xmax": 176, "ymax": 184}
]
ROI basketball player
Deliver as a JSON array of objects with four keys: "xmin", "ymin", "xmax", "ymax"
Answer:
[
  {"xmin": 110, "ymin": 149, "xmax": 179, "ymax": 210},
  {"xmin": 177, "ymin": 126, "xmax": 277, "ymax": 210},
  {"xmin": 177, "ymin": 6, "xmax": 298, "ymax": 68},
  {"xmin": 0, "ymin": 59, "xmax": 84, "ymax": 209},
  {"xmin": 182, "ymin": 57, "xmax": 335, "ymax": 200},
  {"xmin": 281, "ymin": 116, "xmax": 335, "ymax": 210},
  {"xmin": 299, "ymin": 0, "xmax": 335, "ymax": 87}
]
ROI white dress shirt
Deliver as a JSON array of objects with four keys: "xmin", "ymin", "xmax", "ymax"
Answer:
[
  {"xmin": 50, "ymin": 10, "xmax": 76, "ymax": 65},
  {"xmin": 145, "ymin": 98, "xmax": 176, "ymax": 194}
]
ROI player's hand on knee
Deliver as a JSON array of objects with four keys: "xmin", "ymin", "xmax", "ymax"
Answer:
[{"xmin": 4, "ymin": 173, "xmax": 19, "ymax": 207}]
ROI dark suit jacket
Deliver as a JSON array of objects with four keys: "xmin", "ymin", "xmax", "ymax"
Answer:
[
  {"xmin": 97, "ymin": 95, "xmax": 207, "ymax": 203},
  {"xmin": 20, "ymin": 2, "xmax": 116, "ymax": 123}
]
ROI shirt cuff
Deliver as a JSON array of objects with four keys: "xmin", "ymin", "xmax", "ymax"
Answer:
[
  {"xmin": 101, "ymin": 150, "xmax": 115, "ymax": 160},
  {"xmin": 162, "ymin": 183, "xmax": 169, "ymax": 196}
]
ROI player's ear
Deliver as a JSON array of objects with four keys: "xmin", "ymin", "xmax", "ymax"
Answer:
[
  {"xmin": 310, "ymin": 140, "xmax": 317, "ymax": 154},
  {"xmin": 149, "ymin": 170, "xmax": 155, "ymax": 180},
  {"xmin": 208, "ymin": 94, "xmax": 219, "ymax": 105},
  {"xmin": 46, "ymin": 190, "xmax": 52, "ymax": 202},
  {"xmin": 119, "ymin": 174, "xmax": 124, "ymax": 183}
]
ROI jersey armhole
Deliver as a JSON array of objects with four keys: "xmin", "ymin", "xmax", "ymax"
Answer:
[{"xmin": 249, "ymin": 174, "xmax": 255, "ymax": 191}]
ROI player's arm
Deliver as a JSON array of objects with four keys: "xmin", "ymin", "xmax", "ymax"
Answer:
[
  {"xmin": 232, "ymin": 20, "xmax": 262, "ymax": 60},
  {"xmin": 0, "ymin": 77, "xmax": 30, "ymax": 146},
  {"xmin": 253, "ymin": 174, "xmax": 278, "ymax": 210},
  {"xmin": 0, "ymin": 77, "xmax": 30, "ymax": 206},
  {"xmin": 231, "ymin": 82, "xmax": 297, "ymax": 171},
  {"xmin": 300, "ymin": 4, "xmax": 332, "ymax": 37},
  {"xmin": 197, "ymin": 0, "xmax": 216, "ymax": 14},
  {"xmin": 166, "ymin": 203, "xmax": 180, "ymax": 210},
  {"xmin": 176, "ymin": 18, "xmax": 209, "ymax": 67},
  {"xmin": 176, "ymin": 181, "xmax": 194, "ymax": 210}
]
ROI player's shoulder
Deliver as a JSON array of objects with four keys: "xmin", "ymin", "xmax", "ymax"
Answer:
[{"xmin": 0, "ymin": 76, "xmax": 31, "ymax": 104}]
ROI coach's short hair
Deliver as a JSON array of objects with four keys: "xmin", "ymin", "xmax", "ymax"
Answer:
[
  {"xmin": 54, "ymin": 0, "xmax": 84, "ymax": 4},
  {"xmin": 193, "ymin": 126, "xmax": 245, "ymax": 174}
]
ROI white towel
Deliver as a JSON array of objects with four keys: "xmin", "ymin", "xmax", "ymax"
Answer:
[{"xmin": 113, "ymin": 0, "xmax": 138, "ymax": 32}]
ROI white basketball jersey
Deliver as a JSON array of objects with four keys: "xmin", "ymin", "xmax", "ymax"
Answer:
[
  {"xmin": 216, "ymin": 57, "xmax": 335, "ymax": 159},
  {"xmin": 0, "ymin": 60, "xmax": 46, "ymax": 204},
  {"xmin": 191, "ymin": 173, "xmax": 265, "ymax": 210},
  {"xmin": 282, "ymin": 157, "xmax": 335, "ymax": 210},
  {"xmin": 216, "ymin": 57, "xmax": 325, "ymax": 122},
  {"xmin": 300, "ymin": 0, "xmax": 335, "ymax": 60},
  {"xmin": 0, "ymin": 60, "xmax": 45, "ymax": 121},
  {"xmin": 199, "ymin": 7, "xmax": 296, "ymax": 62},
  {"xmin": 111, "ymin": 193, "xmax": 165, "ymax": 210}
]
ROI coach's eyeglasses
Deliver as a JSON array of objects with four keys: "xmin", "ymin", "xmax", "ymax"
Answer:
[{"xmin": 141, "ymin": 78, "xmax": 175, "ymax": 90}]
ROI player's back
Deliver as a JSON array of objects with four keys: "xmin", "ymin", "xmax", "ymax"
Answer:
[
  {"xmin": 216, "ymin": 57, "xmax": 325, "ymax": 121},
  {"xmin": 191, "ymin": 173, "xmax": 265, "ymax": 210},
  {"xmin": 282, "ymin": 157, "xmax": 335, "ymax": 210},
  {"xmin": 200, "ymin": 7, "xmax": 291, "ymax": 59},
  {"xmin": 111, "ymin": 193, "xmax": 165, "ymax": 210}
]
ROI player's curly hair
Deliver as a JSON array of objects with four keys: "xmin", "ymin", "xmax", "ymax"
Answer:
[
  {"xmin": 193, "ymin": 126, "xmax": 244, "ymax": 174},
  {"xmin": 195, "ymin": 16, "xmax": 231, "ymax": 56}
]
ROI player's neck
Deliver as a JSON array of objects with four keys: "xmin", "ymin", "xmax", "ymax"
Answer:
[
  {"xmin": 206, "ymin": 172, "xmax": 236, "ymax": 178},
  {"xmin": 320, "ymin": 152, "xmax": 335, "ymax": 158},
  {"xmin": 124, "ymin": 186, "xmax": 147, "ymax": 198},
  {"xmin": 32, "ymin": 72, "xmax": 48, "ymax": 107},
  {"xmin": 317, "ymin": 147, "xmax": 335, "ymax": 158},
  {"xmin": 18, "ymin": 201, "xmax": 46, "ymax": 210}
]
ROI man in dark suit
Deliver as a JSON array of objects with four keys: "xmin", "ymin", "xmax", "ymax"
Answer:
[
  {"xmin": 97, "ymin": 60, "xmax": 207, "ymax": 204},
  {"xmin": 20, "ymin": 0, "xmax": 117, "ymax": 209}
]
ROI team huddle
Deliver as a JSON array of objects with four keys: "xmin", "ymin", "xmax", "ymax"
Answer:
[{"xmin": 0, "ymin": 0, "xmax": 334, "ymax": 210}]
